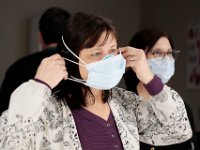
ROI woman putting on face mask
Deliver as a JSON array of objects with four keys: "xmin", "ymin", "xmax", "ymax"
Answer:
[
  {"xmin": 61, "ymin": 36, "xmax": 126, "ymax": 90},
  {"xmin": 124, "ymin": 28, "xmax": 194, "ymax": 150},
  {"xmin": 0, "ymin": 13, "xmax": 192, "ymax": 150}
]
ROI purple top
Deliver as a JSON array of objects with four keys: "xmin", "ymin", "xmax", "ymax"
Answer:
[
  {"xmin": 144, "ymin": 75, "xmax": 164, "ymax": 96},
  {"xmin": 72, "ymin": 107, "xmax": 124, "ymax": 150}
]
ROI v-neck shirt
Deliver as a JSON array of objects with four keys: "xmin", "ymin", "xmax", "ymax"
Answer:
[{"xmin": 72, "ymin": 107, "xmax": 124, "ymax": 150}]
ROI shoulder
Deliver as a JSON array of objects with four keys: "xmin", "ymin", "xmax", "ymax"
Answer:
[
  {"xmin": 11, "ymin": 50, "xmax": 53, "ymax": 66},
  {"xmin": 111, "ymin": 87, "xmax": 140, "ymax": 107},
  {"xmin": 7, "ymin": 52, "xmax": 41, "ymax": 71},
  {"xmin": 112, "ymin": 87, "xmax": 137, "ymax": 99},
  {"xmin": 7, "ymin": 50, "xmax": 56, "ymax": 73},
  {"xmin": 161, "ymin": 85, "xmax": 182, "ymax": 99}
]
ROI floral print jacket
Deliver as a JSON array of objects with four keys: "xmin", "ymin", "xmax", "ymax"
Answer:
[{"xmin": 0, "ymin": 80, "xmax": 192, "ymax": 150}]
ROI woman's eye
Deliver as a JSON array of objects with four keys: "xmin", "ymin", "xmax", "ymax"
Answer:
[
  {"xmin": 91, "ymin": 52, "xmax": 101, "ymax": 57},
  {"xmin": 153, "ymin": 50, "xmax": 163, "ymax": 56},
  {"xmin": 109, "ymin": 49, "xmax": 117, "ymax": 54},
  {"xmin": 154, "ymin": 51, "xmax": 163, "ymax": 55}
]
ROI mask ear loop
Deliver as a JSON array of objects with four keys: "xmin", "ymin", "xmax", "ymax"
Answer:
[
  {"xmin": 118, "ymin": 48, "xmax": 122, "ymax": 54},
  {"xmin": 67, "ymin": 76, "xmax": 86, "ymax": 84},
  {"xmin": 63, "ymin": 58, "xmax": 86, "ymax": 68},
  {"xmin": 61, "ymin": 35, "xmax": 87, "ymax": 84},
  {"xmin": 62, "ymin": 36, "xmax": 87, "ymax": 66}
]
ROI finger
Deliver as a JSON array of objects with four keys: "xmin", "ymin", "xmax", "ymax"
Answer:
[
  {"xmin": 119, "ymin": 46, "xmax": 129, "ymax": 53},
  {"xmin": 120, "ymin": 47, "xmax": 129, "ymax": 57},
  {"xmin": 63, "ymin": 71, "xmax": 68, "ymax": 80},
  {"xmin": 126, "ymin": 60, "xmax": 135, "ymax": 67},
  {"xmin": 120, "ymin": 47, "xmax": 138, "ymax": 58},
  {"xmin": 59, "ymin": 65, "xmax": 67, "ymax": 72},
  {"xmin": 49, "ymin": 53, "xmax": 62, "ymax": 60},
  {"xmin": 127, "ymin": 55, "xmax": 137, "ymax": 61},
  {"xmin": 55, "ymin": 59, "xmax": 66, "ymax": 66}
]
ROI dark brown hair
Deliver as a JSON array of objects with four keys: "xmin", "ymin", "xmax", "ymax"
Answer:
[
  {"xmin": 124, "ymin": 28, "xmax": 174, "ymax": 92},
  {"xmin": 54, "ymin": 12, "xmax": 117, "ymax": 109}
]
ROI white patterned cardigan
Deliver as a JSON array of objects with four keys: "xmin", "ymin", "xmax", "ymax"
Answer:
[{"xmin": 0, "ymin": 80, "xmax": 192, "ymax": 150}]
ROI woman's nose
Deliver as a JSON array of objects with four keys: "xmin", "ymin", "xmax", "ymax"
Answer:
[{"xmin": 102, "ymin": 50, "xmax": 109, "ymax": 56}]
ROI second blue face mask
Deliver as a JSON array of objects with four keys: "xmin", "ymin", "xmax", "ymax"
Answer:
[
  {"xmin": 62, "ymin": 36, "xmax": 126, "ymax": 90},
  {"xmin": 147, "ymin": 57, "xmax": 175, "ymax": 83}
]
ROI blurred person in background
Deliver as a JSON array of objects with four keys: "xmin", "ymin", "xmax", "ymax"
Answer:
[
  {"xmin": 124, "ymin": 27, "xmax": 195, "ymax": 150},
  {"xmin": 0, "ymin": 7, "xmax": 71, "ymax": 114}
]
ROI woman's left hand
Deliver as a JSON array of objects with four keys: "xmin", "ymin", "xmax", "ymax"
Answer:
[
  {"xmin": 35, "ymin": 54, "xmax": 68, "ymax": 89},
  {"xmin": 120, "ymin": 46, "xmax": 154, "ymax": 84}
]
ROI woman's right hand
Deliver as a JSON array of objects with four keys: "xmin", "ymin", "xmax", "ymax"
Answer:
[
  {"xmin": 120, "ymin": 46, "xmax": 154, "ymax": 84},
  {"xmin": 35, "ymin": 54, "xmax": 68, "ymax": 89}
]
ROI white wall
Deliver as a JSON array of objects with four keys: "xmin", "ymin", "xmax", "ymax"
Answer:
[
  {"xmin": 141, "ymin": 0, "xmax": 200, "ymax": 131},
  {"xmin": 0, "ymin": 0, "xmax": 140, "ymax": 85}
]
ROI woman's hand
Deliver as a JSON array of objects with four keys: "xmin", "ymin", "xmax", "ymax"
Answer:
[
  {"xmin": 120, "ymin": 46, "xmax": 154, "ymax": 84},
  {"xmin": 35, "ymin": 54, "xmax": 68, "ymax": 89}
]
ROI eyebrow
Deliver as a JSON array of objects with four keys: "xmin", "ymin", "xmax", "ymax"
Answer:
[
  {"xmin": 90, "ymin": 45, "xmax": 118, "ymax": 51},
  {"xmin": 152, "ymin": 48, "xmax": 172, "ymax": 51},
  {"xmin": 99, "ymin": 45, "xmax": 118, "ymax": 49},
  {"xmin": 111, "ymin": 45, "xmax": 118, "ymax": 48}
]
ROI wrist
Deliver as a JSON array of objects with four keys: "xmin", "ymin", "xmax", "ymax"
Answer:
[
  {"xmin": 143, "ymin": 75, "xmax": 164, "ymax": 96},
  {"xmin": 33, "ymin": 78, "xmax": 52, "ymax": 90},
  {"xmin": 142, "ymin": 72, "xmax": 154, "ymax": 84}
]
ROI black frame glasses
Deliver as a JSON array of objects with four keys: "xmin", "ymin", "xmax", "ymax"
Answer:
[{"xmin": 148, "ymin": 49, "xmax": 181, "ymax": 60}]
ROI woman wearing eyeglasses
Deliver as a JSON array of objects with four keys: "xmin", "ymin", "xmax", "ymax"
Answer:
[{"xmin": 124, "ymin": 28, "xmax": 195, "ymax": 150}]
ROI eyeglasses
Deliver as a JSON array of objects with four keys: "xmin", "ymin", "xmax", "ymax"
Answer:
[{"xmin": 148, "ymin": 49, "xmax": 180, "ymax": 60}]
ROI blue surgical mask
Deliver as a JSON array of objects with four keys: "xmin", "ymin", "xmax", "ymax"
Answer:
[
  {"xmin": 62, "ymin": 36, "xmax": 126, "ymax": 90},
  {"xmin": 147, "ymin": 57, "xmax": 175, "ymax": 83}
]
